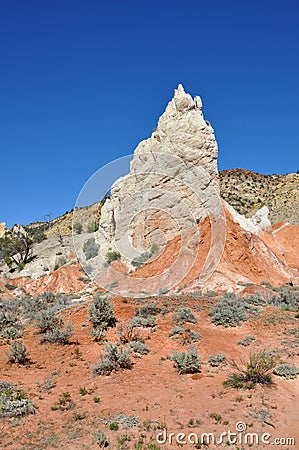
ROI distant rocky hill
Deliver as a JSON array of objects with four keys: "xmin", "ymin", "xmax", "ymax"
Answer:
[{"xmin": 219, "ymin": 169, "xmax": 299, "ymax": 225}]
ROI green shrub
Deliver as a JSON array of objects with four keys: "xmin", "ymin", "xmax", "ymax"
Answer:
[
  {"xmin": 209, "ymin": 294, "xmax": 258, "ymax": 327},
  {"xmin": 36, "ymin": 309, "xmax": 62, "ymax": 334},
  {"xmin": 117, "ymin": 321, "xmax": 144, "ymax": 344},
  {"xmin": 5, "ymin": 340, "xmax": 30, "ymax": 365},
  {"xmin": 224, "ymin": 350, "xmax": 277, "ymax": 388},
  {"xmin": 95, "ymin": 429, "xmax": 108, "ymax": 447},
  {"xmin": 93, "ymin": 343, "xmax": 133, "ymax": 376},
  {"xmin": 87, "ymin": 222, "xmax": 99, "ymax": 233},
  {"xmin": 0, "ymin": 307, "xmax": 23, "ymax": 340},
  {"xmin": 83, "ymin": 237, "xmax": 98, "ymax": 260},
  {"xmin": 171, "ymin": 346, "xmax": 201, "ymax": 374},
  {"xmin": 208, "ymin": 353, "xmax": 226, "ymax": 367},
  {"xmin": 73, "ymin": 222, "xmax": 83, "ymax": 234},
  {"xmin": 129, "ymin": 340, "xmax": 149, "ymax": 354},
  {"xmin": 88, "ymin": 293, "xmax": 116, "ymax": 333},
  {"xmin": 135, "ymin": 302, "xmax": 160, "ymax": 317},
  {"xmin": 169, "ymin": 325, "xmax": 185, "ymax": 337},
  {"xmin": 53, "ymin": 391, "xmax": 75, "ymax": 411},
  {"xmin": 54, "ymin": 256, "xmax": 66, "ymax": 270},
  {"xmin": 106, "ymin": 251, "xmax": 121, "ymax": 264},
  {"xmin": 0, "ymin": 381, "xmax": 35, "ymax": 418},
  {"xmin": 273, "ymin": 364, "xmax": 299, "ymax": 379},
  {"xmin": 238, "ymin": 335, "xmax": 256, "ymax": 346},
  {"xmin": 172, "ymin": 307, "xmax": 197, "ymax": 325},
  {"xmin": 131, "ymin": 251, "xmax": 152, "ymax": 268},
  {"xmin": 130, "ymin": 316, "xmax": 156, "ymax": 328},
  {"xmin": 40, "ymin": 321, "xmax": 73, "ymax": 344}
]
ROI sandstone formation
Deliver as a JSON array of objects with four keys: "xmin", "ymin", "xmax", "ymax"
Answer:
[
  {"xmin": 97, "ymin": 84, "xmax": 222, "ymax": 261},
  {"xmin": 0, "ymin": 221, "xmax": 5, "ymax": 238}
]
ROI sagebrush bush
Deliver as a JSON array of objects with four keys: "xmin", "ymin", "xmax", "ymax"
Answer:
[
  {"xmin": 172, "ymin": 307, "xmax": 197, "ymax": 325},
  {"xmin": 238, "ymin": 334, "xmax": 256, "ymax": 346},
  {"xmin": 36, "ymin": 309, "xmax": 62, "ymax": 334},
  {"xmin": 95, "ymin": 429, "xmax": 108, "ymax": 447},
  {"xmin": 5, "ymin": 340, "xmax": 30, "ymax": 364},
  {"xmin": 0, "ymin": 307, "xmax": 23, "ymax": 340},
  {"xmin": 129, "ymin": 340, "xmax": 149, "ymax": 354},
  {"xmin": 83, "ymin": 237, "xmax": 98, "ymax": 260},
  {"xmin": 209, "ymin": 294, "xmax": 258, "ymax": 327},
  {"xmin": 273, "ymin": 364, "xmax": 299, "ymax": 379},
  {"xmin": 106, "ymin": 251, "xmax": 121, "ymax": 264},
  {"xmin": 224, "ymin": 349, "xmax": 277, "ymax": 388},
  {"xmin": 93, "ymin": 343, "xmax": 133, "ymax": 376},
  {"xmin": 88, "ymin": 293, "xmax": 116, "ymax": 332},
  {"xmin": 130, "ymin": 316, "xmax": 156, "ymax": 328},
  {"xmin": 208, "ymin": 353, "xmax": 226, "ymax": 367},
  {"xmin": 171, "ymin": 346, "xmax": 201, "ymax": 374},
  {"xmin": 40, "ymin": 321, "xmax": 73, "ymax": 344},
  {"xmin": 117, "ymin": 321, "xmax": 144, "ymax": 344},
  {"xmin": 135, "ymin": 302, "xmax": 161, "ymax": 317},
  {"xmin": 0, "ymin": 381, "xmax": 35, "ymax": 418},
  {"xmin": 169, "ymin": 325, "xmax": 185, "ymax": 337}
]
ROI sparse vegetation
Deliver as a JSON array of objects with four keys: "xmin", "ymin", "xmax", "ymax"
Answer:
[
  {"xmin": 208, "ymin": 352, "xmax": 226, "ymax": 367},
  {"xmin": 273, "ymin": 364, "xmax": 299, "ymax": 379},
  {"xmin": 172, "ymin": 307, "xmax": 197, "ymax": 325},
  {"xmin": 83, "ymin": 237, "xmax": 98, "ymax": 260},
  {"xmin": 93, "ymin": 343, "xmax": 133, "ymax": 376},
  {"xmin": 224, "ymin": 350, "xmax": 277, "ymax": 388},
  {"xmin": 106, "ymin": 251, "xmax": 121, "ymax": 264},
  {"xmin": 171, "ymin": 346, "xmax": 201, "ymax": 374},
  {"xmin": 88, "ymin": 293, "xmax": 116, "ymax": 337},
  {"xmin": 210, "ymin": 294, "xmax": 259, "ymax": 327},
  {"xmin": 73, "ymin": 222, "xmax": 83, "ymax": 234},
  {"xmin": 238, "ymin": 334, "xmax": 256, "ymax": 346},
  {"xmin": 5, "ymin": 340, "xmax": 30, "ymax": 365},
  {"xmin": 0, "ymin": 381, "xmax": 35, "ymax": 418}
]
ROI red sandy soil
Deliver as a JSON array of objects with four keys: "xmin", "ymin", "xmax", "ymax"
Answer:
[{"xmin": 0, "ymin": 295, "xmax": 298, "ymax": 449}]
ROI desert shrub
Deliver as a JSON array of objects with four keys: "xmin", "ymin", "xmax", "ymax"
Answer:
[
  {"xmin": 209, "ymin": 294, "xmax": 258, "ymax": 327},
  {"xmin": 54, "ymin": 256, "xmax": 66, "ymax": 270},
  {"xmin": 208, "ymin": 352, "xmax": 226, "ymax": 367},
  {"xmin": 93, "ymin": 343, "xmax": 133, "ymax": 376},
  {"xmin": 238, "ymin": 334, "xmax": 256, "ymax": 346},
  {"xmin": 0, "ymin": 305, "xmax": 23, "ymax": 340},
  {"xmin": 131, "ymin": 244, "xmax": 159, "ymax": 268},
  {"xmin": 0, "ymin": 381, "xmax": 35, "ymax": 418},
  {"xmin": 73, "ymin": 222, "xmax": 83, "ymax": 234},
  {"xmin": 52, "ymin": 391, "xmax": 75, "ymax": 411},
  {"xmin": 130, "ymin": 316, "xmax": 156, "ymax": 328},
  {"xmin": 36, "ymin": 309, "xmax": 62, "ymax": 334},
  {"xmin": 224, "ymin": 350, "xmax": 277, "ymax": 388},
  {"xmin": 117, "ymin": 321, "xmax": 144, "ymax": 344},
  {"xmin": 169, "ymin": 325, "xmax": 185, "ymax": 337},
  {"xmin": 268, "ymin": 289, "xmax": 299, "ymax": 311},
  {"xmin": 83, "ymin": 237, "xmax": 98, "ymax": 260},
  {"xmin": 171, "ymin": 346, "xmax": 201, "ymax": 374},
  {"xmin": 172, "ymin": 307, "xmax": 197, "ymax": 325},
  {"xmin": 131, "ymin": 251, "xmax": 152, "ymax": 268},
  {"xmin": 5, "ymin": 340, "xmax": 30, "ymax": 364},
  {"xmin": 189, "ymin": 330, "xmax": 202, "ymax": 342},
  {"xmin": 88, "ymin": 294, "xmax": 116, "ymax": 334},
  {"xmin": 135, "ymin": 302, "xmax": 160, "ymax": 317},
  {"xmin": 90, "ymin": 327, "xmax": 107, "ymax": 342},
  {"xmin": 40, "ymin": 321, "xmax": 73, "ymax": 344},
  {"xmin": 273, "ymin": 364, "xmax": 299, "ymax": 379},
  {"xmin": 87, "ymin": 222, "xmax": 99, "ymax": 233},
  {"xmin": 106, "ymin": 251, "xmax": 121, "ymax": 264},
  {"xmin": 128, "ymin": 340, "xmax": 149, "ymax": 354},
  {"xmin": 95, "ymin": 429, "xmax": 108, "ymax": 447},
  {"xmin": 205, "ymin": 290, "xmax": 217, "ymax": 298}
]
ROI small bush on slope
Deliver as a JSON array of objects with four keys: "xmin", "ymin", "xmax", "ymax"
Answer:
[
  {"xmin": 171, "ymin": 346, "xmax": 201, "ymax": 374},
  {"xmin": 0, "ymin": 381, "xmax": 35, "ymax": 418},
  {"xmin": 5, "ymin": 340, "xmax": 30, "ymax": 365},
  {"xmin": 88, "ymin": 293, "xmax": 116, "ymax": 332},
  {"xmin": 209, "ymin": 294, "xmax": 259, "ymax": 327},
  {"xmin": 273, "ymin": 364, "xmax": 299, "ymax": 379},
  {"xmin": 93, "ymin": 343, "xmax": 133, "ymax": 376}
]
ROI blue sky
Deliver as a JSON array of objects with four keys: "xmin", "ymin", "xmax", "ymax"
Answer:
[{"xmin": 1, "ymin": 0, "xmax": 298, "ymax": 226}]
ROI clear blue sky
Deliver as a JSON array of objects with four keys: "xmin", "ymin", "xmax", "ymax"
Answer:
[{"xmin": 1, "ymin": 0, "xmax": 298, "ymax": 227}]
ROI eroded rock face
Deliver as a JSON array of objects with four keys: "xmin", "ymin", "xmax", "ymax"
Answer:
[
  {"xmin": 0, "ymin": 222, "xmax": 5, "ymax": 238},
  {"xmin": 97, "ymin": 84, "xmax": 221, "ymax": 261}
]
